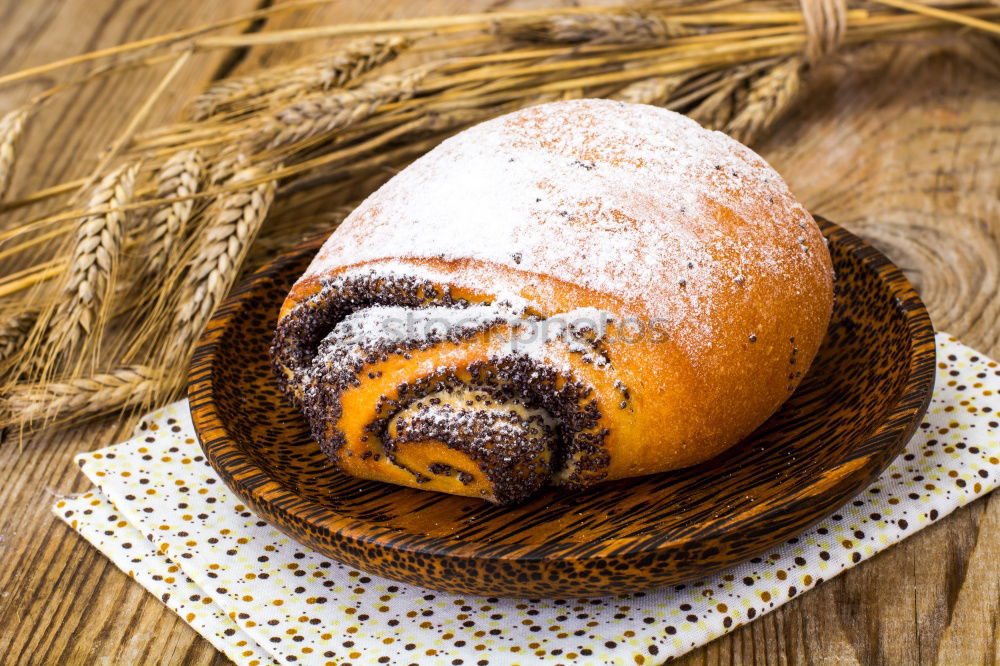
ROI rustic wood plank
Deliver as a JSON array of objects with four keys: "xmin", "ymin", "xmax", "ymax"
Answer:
[
  {"xmin": 934, "ymin": 494, "xmax": 1000, "ymax": 663},
  {"xmin": 678, "ymin": 55, "xmax": 1000, "ymax": 666},
  {"xmin": 0, "ymin": 1, "xmax": 997, "ymax": 665},
  {"xmin": 0, "ymin": 1, "xmax": 258, "ymax": 664}
]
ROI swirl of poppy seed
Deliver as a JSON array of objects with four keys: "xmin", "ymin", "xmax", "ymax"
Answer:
[
  {"xmin": 271, "ymin": 269, "xmax": 613, "ymax": 503},
  {"xmin": 385, "ymin": 388, "xmax": 558, "ymax": 504}
]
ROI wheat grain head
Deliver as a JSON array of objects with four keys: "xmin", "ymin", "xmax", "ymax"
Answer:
[
  {"xmin": 496, "ymin": 12, "xmax": 693, "ymax": 44},
  {"xmin": 1, "ymin": 364, "xmax": 157, "ymax": 432},
  {"xmin": 252, "ymin": 64, "xmax": 437, "ymax": 151},
  {"xmin": 190, "ymin": 36, "xmax": 411, "ymax": 121},
  {"xmin": 172, "ymin": 166, "xmax": 276, "ymax": 358},
  {"xmin": 611, "ymin": 74, "xmax": 692, "ymax": 106},
  {"xmin": 0, "ymin": 107, "xmax": 29, "ymax": 202},
  {"xmin": 687, "ymin": 79, "xmax": 738, "ymax": 131},
  {"xmin": 0, "ymin": 309, "xmax": 38, "ymax": 374},
  {"xmin": 144, "ymin": 149, "xmax": 205, "ymax": 278},
  {"xmin": 726, "ymin": 57, "xmax": 803, "ymax": 144},
  {"xmin": 46, "ymin": 163, "xmax": 139, "ymax": 368}
]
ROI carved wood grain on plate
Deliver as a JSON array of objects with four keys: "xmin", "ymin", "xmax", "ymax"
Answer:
[
  {"xmin": 188, "ymin": 219, "xmax": 936, "ymax": 597},
  {"xmin": 2, "ymin": 0, "xmax": 998, "ymax": 662}
]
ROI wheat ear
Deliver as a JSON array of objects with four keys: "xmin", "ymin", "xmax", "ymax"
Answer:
[
  {"xmin": 252, "ymin": 64, "xmax": 436, "ymax": 150},
  {"xmin": 726, "ymin": 57, "xmax": 803, "ymax": 144},
  {"xmin": 687, "ymin": 79, "xmax": 738, "ymax": 131},
  {"xmin": 611, "ymin": 73, "xmax": 691, "ymax": 105},
  {"xmin": 208, "ymin": 147, "xmax": 248, "ymax": 187},
  {"xmin": 143, "ymin": 149, "xmax": 204, "ymax": 278},
  {"xmin": 190, "ymin": 36, "xmax": 411, "ymax": 121},
  {"xmin": 496, "ymin": 12, "xmax": 693, "ymax": 44},
  {"xmin": 0, "ymin": 108, "xmax": 29, "ymax": 202},
  {"xmin": 47, "ymin": 163, "xmax": 139, "ymax": 364},
  {"xmin": 686, "ymin": 61, "xmax": 767, "ymax": 131},
  {"xmin": 0, "ymin": 309, "xmax": 38, "ymax": 370},
  {"xmin": 172, "ymin": 166, "xmax": 276, "ymax": 356},
  {"xmin": 1, "ymin": 365, "xmax": 157, "ymax": 431}
]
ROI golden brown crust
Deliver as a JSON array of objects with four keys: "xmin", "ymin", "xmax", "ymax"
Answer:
[{"xmin": 271, "ymin": 99, "xmax": 834, "ymax": 502}]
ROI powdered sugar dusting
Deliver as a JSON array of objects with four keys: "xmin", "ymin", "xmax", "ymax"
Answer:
[
  {"xmin": 314, "ymin": 299, "xmax": 617, "ymax": 381},
  {"xmin": 325, "ymin": 303, "xmax": 521, "ymax": 350},
  {"xmin": 298, "ymin": 99, "xmax": 829, "ymax": 356}
]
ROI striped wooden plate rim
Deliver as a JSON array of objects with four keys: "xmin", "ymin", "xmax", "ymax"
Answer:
[{"xmin": 188, "ymin": 219, "xmax": 935, "ymax": 566}]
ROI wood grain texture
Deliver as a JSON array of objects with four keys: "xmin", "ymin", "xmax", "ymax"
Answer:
[
  {"xmin": 0, "ymin": 0, "xmax": 997, "ymax": 664},
  {"xmin": 0, "ymin": 1, "xmax": 258, "ymax": 664},
  {"xmin": 189, "ymin": 220, "xmax": 935, "ymax": 597}
]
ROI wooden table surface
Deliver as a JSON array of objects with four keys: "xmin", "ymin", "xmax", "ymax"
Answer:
[{"xmin": 0, "ymin": 1, "xmax": 998, "ymax": 664}]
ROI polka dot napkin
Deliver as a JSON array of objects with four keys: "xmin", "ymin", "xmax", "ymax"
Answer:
[{"xmin": 54, "ymin": 332, "xmax": 999, "ymax": 666}]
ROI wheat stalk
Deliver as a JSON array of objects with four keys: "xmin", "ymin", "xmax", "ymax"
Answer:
[
  {"xmin": 0, "ymin": 309, "xmax": 38, "ymax": 370},
  {"xmin": 687, "ymin": 77, "xmax": 738, "ymax": 130},
  {"xmin": 208, "ymin": 146, "xmax": 248, "ymax": 186},
  {"xmin": 726, "ymin": 56, "xmax": 803, "ymax": 144},
  {"xmin": 0, "ymin": 107, "xmax": 29, "ymax": 202},
  {"xmin": 611, "ymin": 73, "xmax": 692, "ymax": 105},
  {"xmin": 172, "ymin": 166, "xmax": 276, "ymax": 356},
  {"xmin": 190, "ymin": 35, "xmax": 411, "ymax": 121},
  {"xmin": 251, "ymin": 64, "xmax": 437, "ymax": 150},
  {"xmin": 141, "ymin": 149, "xmax": 204, "ymax": 280},
  {"xmin": 47, "ymin": 163, "xmax": 138, "ymax": 364},
  {"xmin": 1, "ymin": 364, "xmax": 157, "ymax": 430},
  {"xmin": 496, "ymin": 12, "xmax": 695, "ymax": 44},
  {"xmin": 684, "ymin": 59, "xmax": 770, "ymax": 130}
]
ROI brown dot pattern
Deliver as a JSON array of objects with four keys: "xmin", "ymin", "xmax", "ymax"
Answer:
[{"xmin": 55, "ymin": 333, "xmax": 998, "ymax": 665}]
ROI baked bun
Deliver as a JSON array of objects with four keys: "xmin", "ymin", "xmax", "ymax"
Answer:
[{"xmin": 271, "ymin": 98, "xmax": 834, "ymax": 504}]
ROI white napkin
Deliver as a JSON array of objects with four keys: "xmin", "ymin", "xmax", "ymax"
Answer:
[{"xmin": 55, "ymin": 332, "xmax": 1000, "ymax": 665}]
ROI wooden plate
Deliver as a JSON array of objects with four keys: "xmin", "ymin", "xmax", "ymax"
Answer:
[{"xmin": 189, "ymin": 219, "xmax": 936, "ymax": 597}]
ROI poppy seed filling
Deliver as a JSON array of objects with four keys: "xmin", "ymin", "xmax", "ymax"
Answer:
[{"xmin": 270, "ymin": 269, "xmax": 611, "ymax": 503}]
